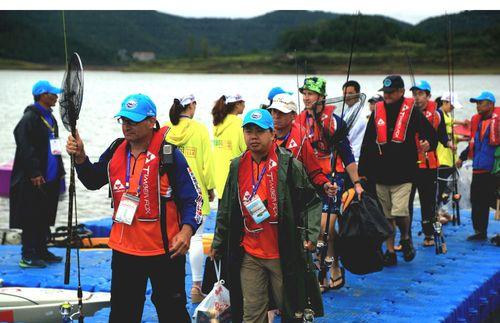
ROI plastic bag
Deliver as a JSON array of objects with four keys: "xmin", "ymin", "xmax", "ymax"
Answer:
[
  {"xmin": 193, "ymin": 260, "xmax": 231, "ymax": 323},
  {"xmin": 457, "ymin": 160, "xmax": 472, "ymax": 210}
]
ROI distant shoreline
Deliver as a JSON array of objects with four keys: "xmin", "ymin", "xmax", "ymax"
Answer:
[{"xmin": 2, "ymin": 57, "xmax": 500, "ymax": 75}]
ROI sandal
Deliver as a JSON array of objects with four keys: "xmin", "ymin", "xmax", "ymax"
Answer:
[
  {"xmin": 394, "ymin": 244, "xmax": 402, "ymax": 252},
  {"xmin": 190, "ymin": 285, "xmax": 206, "ymax": 303},
  {"xmin": 329, "ymin": 264, "xmax": 345, "ymax": 290},
  {"xmin": 423, "ymin": 236, "xmax": 435, "ymax": 247}
]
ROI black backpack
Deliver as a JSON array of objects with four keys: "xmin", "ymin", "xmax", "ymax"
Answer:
[{"xmin": 336, "ymin": 193, "xmax": 393, "ymax": 275}]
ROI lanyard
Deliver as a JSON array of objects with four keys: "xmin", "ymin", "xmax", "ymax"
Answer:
[
  {"xmin": 125, "ymin": 150, "xmax": 145, "ymax": 196},
  {"xmin": 35, "ymin": 103, "xmax": 55, "ymax": 133},
  {"xmin": 251, "ymin": 162, "xmax": 267, "ymax": 199},
  {"xmin": 305, "ymin": 112, "xmax": 317, "ymax": 138},
  {"xmin": 40, "ymin": 116, "xmax": 55, "ymax": 134},
  {"xmin": 276, "ymin": 131, "xmax": 291, "ymax": 143}
]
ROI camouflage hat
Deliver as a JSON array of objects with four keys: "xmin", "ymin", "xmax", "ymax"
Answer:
[{"xmin": 299, "ymin": 76, "xmax": 327, "ymax": 96}]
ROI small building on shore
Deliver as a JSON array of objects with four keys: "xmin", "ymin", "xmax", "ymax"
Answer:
[{"xmin": 132, "ymin": 51, "xmax": 156, "ymax": 62}]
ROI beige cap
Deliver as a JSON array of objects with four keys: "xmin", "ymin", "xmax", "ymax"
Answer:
[{"xmin": 267, "ymin": 93, "xmax": 298, "ymax": 114}]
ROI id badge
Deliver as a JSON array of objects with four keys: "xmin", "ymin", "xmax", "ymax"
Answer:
[
  {"xmin": 115, "ymin": 193, "xmax": 140, "ymax": 225},
  {"xmin": 49, "ymin": 138, "xmax": 63, "ymax": 155},
  {"xmin": 243, "ymin": 194, "xmax": 270, "ymax": 224}
]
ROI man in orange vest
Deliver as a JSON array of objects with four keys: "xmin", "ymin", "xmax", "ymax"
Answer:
[
  {"xmin": 66, "ymin": 93, "xmax": 202, "ymax": 322},
  {"xmin": 409, "ymin": 80, "xmax": 453, "ymax": 247},
  {"xmin": 267, "ymin": 93, "xmax": 337, "ymax": 197},
  {"xmin": 359, "ymin": 75, "xmax": 437, "ymax": 266},
  {"xmin": 295, "ymin": 76, "xmax": 363, "ymax": 290},
  {"xmin": 457, "ymin": 91, "xmax": 499, "ymax": 241}
]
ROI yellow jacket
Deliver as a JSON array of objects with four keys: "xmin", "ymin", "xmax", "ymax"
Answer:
[
  {"xmin": 436, "ymin": 111, "xmax": 458, "ymax": 167},
  {"xmin": 165, "ymin": 118, "xmax": 215, "ymax": 215},
  {"xmin": 213, "ymin": 114, "xmax": 246, "ymax": 198}
]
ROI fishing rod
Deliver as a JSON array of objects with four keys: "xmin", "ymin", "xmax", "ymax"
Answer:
[
  {"xmin": 446, "ymin": 13, "xmax": 461, "ymax": 226},
  {"xmin": 316, "ymin": 11, "xmax": 360, "ymax": 289},
  {"xmin": 405, "ymin": 50, "xmax": 416, "ymax": 87},
  {"xmin": 60, "ymin": 11, "xmax": 85, "ymax": 323},
  {"xmin": 304, "ymin": 60, "xmax": 308, "ymax": 80},
  {"xmin": 295, "ymin": 49, "xmax": 302, "ymax": 113},
  {"xmin": 406, "ymin": 47, "xmax": 446, "ymax": 254}
]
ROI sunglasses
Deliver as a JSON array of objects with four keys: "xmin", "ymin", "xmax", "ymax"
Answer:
[{"xmin": 117, "ymin": 117, "xmax": 146, "ymax": 126}]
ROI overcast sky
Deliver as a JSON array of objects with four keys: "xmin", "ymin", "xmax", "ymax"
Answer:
[{"xmin": 5, "ymin": 0, "xmax": 500, "ymax": 25}]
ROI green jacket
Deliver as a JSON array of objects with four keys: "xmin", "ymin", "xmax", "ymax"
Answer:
[
  {"xmin": 493, "ymin": 146, "xmax": 500, "ymax": 175},
  {"xmin": 212, "ymin": 146, "xmax": 323, "ymax": 322}
]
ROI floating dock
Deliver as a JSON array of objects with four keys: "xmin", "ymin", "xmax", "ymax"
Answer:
[{"xmin": 0, "ymin": 209, "xmax": 498, "ymax": 322}]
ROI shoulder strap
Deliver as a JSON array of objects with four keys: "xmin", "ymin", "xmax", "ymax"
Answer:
[
  {"xmin": 158, "ymin": 139, "xmax": 178, "ymax": 254},
  {"xmin": 159, "ymin": 140, "xmax": 177, "ymax": 179},
  {"xmin": 108, "ymin": 138, "xmax": 125, "ymax": 156}
]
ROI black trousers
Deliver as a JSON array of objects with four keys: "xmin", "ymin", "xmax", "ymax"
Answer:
[
  {"xmin": 409, "ymin": 168, "xmax": 437, "ymax": 237},
  {"xmin": 470, "ymin": 173, "xmax": 496, "ymax": 235},
  {"xmin": 21, "ymin": 180, "xmax": 60, "ymax": 258},
  {"xmin": 109, "ymin": 250, "xmax": 190, "ymax": 323}
]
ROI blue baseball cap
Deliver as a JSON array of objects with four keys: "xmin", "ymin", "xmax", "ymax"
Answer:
[
  {"xmin": 268, "ymin": 87, "xmax": 293, "ymax": 101},
  {"xmin": 242, "ymin": 109, "xmax": 274, "ymax": 130},
  {"xmin": 470, "ymin": 91, "xmax": 496, "ymax": 104},
  {"xmin": 115, "ymin": 94, "xmax": 157, "ymax": 122},
  {"xmin": 32, "ymin": 80, "xmax": 63, "ymax": 96},
  {"xmin": 410, "ymin": 80, "xmax": 431, "ymax": 93}
]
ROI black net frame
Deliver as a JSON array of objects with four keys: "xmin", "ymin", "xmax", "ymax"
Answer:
[{"xmin": 60, "ymin": 52, "xmax": 84, "ymax": 133}]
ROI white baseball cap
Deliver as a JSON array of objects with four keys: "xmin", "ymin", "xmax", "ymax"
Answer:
[
  {"xmin": 441, "ymin": 91, "xmax": 463, "ymax": 109},
  {"xmin": 226, "ymin": 94, "xmax": 244, "ymax": 104},
  {"xmin": 179, "ymin": 94, "xmax": 196, "ymax": 106},
  {"xmin": 267, "ymin": 93, "xmax": 298, "ymax": 114}
]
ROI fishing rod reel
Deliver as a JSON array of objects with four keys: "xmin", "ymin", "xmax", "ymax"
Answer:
[
  {"xmin": 315, "ymin": 240, "xmax": 334, "ymax": 268},
  {"xmin": 433, "ymin": 221, "xmax": 447, "ymax": 254},
  {"xmin": 60, "ymin": 302, "xmax": 73, "ymax": 322},
  {"xmin": 60, "ymin": 301, "xmax": 84, "ymax": 323},
  {"xmin": 294, "ymin": 308, "xmax": 315, "ymax": 322}
]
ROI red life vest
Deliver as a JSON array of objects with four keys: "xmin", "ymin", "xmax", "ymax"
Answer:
[
  {"xmin": 296, "ymin": 105, "xmax": 337, "ymax": 174},
  {"xmin": 278, "ymin": 122, "xmax": 308, "ymax": 158},
  {"xmin": 238, "ymin": 143, "xmax": 280, "ymax": 259},
  {"xmin": 468, "ymin": 107, "xmax": 500, "ymax": 159},
  {"xmin": 415, "ymin": 101, "xmax": 440, "ymax": 169},
  {"xmin": 277, "ymin": 122, "xmax": 329, "ymax": 187},
  {"xmin": 108, "ymin": 127, "xmax": 181, "ymax": 256},
  {"xmin": 375, "ymin": 98, "xmax": 414, "ymax": 145}
]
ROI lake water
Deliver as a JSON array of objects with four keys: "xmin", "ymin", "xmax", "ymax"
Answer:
[{"xmin": 0, "ymin": 70, "xmax": 499, "ymax": 228}]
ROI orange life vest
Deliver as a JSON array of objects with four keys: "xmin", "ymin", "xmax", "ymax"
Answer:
[
  {"xmin": 296, "ymin": 105, "xmax": 337, "ymax": 174},
  {"xmin": 415, "ymin": 101, "xmax": 440, "ymax": 169},
  {"xmin": 108, "ymin": 127, "xmax": 181, "ymax": 256}
]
